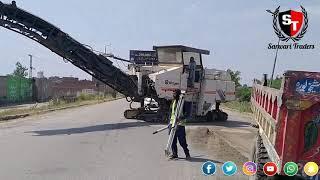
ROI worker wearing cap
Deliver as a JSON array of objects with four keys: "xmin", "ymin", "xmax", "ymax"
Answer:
[{"xmin": 168, "ymin": 89, "xmax": 190, "ymax": 160}]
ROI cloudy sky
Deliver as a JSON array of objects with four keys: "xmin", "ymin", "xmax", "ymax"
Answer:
[{"xmin": 0, "ymin": 0, "xmax": 319, "ymax": 84}]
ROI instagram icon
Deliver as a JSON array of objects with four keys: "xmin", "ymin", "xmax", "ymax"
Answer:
[{"xmin": 243, "ymin": 161, "xmax": 257, "ymax": 176}]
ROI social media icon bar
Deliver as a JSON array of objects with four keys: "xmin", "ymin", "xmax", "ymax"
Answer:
[
  {"xmin": 284, "ymin": 162, "xmax": 298, "ymax": 176},
  {"xmin": 222, "ymin": 161, "xmax": 237, "ymax": 176},
  {"xmin": 263, "ymin": 162, "xmax": 278, "ymax": 176},
  {"xmin": 304, "ymin": 162, "xmax": 319, "ymax": 177},
  {"xmin": 243, "ymin": 161, "xmax": 257, "ymax": 176},
  {"xmin": 202, "ymin": 161, "xmax": 216, "ymax": 176}
]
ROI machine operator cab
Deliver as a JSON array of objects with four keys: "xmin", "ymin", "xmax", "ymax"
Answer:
[{"xmin": 152, "ymin": 45, "xmax": 210, "ymax": 98}]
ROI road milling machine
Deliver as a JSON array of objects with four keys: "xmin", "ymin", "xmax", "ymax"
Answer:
[
  {"xmin": 0, "ymin": 1, "xmax": 236, "ymax": 123},
  {"xmin": 125, "ymin": 46, "xmax": 236, "ymax": 122}
]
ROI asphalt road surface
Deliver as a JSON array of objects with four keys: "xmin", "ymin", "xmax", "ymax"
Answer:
[{"xmin": 0, "ymin": 99, "xmax": 256, "ymax": 180}]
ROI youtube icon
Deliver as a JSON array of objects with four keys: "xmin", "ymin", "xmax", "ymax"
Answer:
[{"xmin": 263, "ymin": 162, "xmax": 278, "ymax": 176}]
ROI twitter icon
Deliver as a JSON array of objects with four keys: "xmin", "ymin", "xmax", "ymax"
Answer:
[{"xmin": 222, "ymin": 161, "xmax": 237, "ymax": 176}]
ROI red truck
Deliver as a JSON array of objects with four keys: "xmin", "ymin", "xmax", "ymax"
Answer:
[{"xmin": 250, "ymin": 71, "xmax": 320, "ymax": 179}]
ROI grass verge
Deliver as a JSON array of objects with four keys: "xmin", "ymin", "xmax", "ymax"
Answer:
[
  {"xmin": 0, "ymin": 94, "xmax": 123, "ymax": 120},
  {"xmin": 222, "ymin": 101, "xmax": 252, "ymax": 113}
]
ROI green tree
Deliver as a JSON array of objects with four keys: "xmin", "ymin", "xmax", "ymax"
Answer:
[
  {"xmin": 13, "ymin": 62, "xmax": 28, "ymax": 77},
  {"xmin": 227, "ymin": 69, "xmax": 241, "ymax": 88},
  {"xmin": 270, "ymin": 76, "xmax": 282, "ymax": 89},
  {"xmin": 237, "ymin": 86, "xmax": 252, "ymax": 102}
]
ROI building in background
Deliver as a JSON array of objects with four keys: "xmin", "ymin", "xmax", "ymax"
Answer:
[
  {"xmin": 0, "ymin": 72, "xmax": 116, "ymax": 105},
  {"xmin": 92, "ymin": 77, "xmax": 117, "ymax": 97},
  {"xmin": 35, "ymin": 75, "xmax": 115, "ymax": 102},
  {"xmin": 37, "ymin": 71, "xmax": 44, "ymax": 78}
]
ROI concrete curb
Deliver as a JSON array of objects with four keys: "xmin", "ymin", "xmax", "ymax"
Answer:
[
  {"xmin": 0, "ymin": 98, "xmax": 123, "ymax": 122},
  {"xmin": 0, "ymin": 114, "xmax": 30, "ymax": 121}
]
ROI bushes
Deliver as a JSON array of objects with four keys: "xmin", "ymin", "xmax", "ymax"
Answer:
[
  {"xmin": 0, "ymin": 93, "xmax": 119, "ymax": 118},
  {"xmin": 48, "ymin": 94, "xmax": 103, "ymax": 107},
  {"xmin": 77, "ymin": 93, "xmax": 96, "ymax": 101},
  {"xmin": 269, "ymin": 78, "xmax": 282, "ymax": 90},
  {"xmin": 236, "ymin": 86, "xmax": 251, "ymax": 102},
  {"xmin": 48, "ymin": 98, "xmax": 66, "ymax": 107},
  {"xmin": 222, "ymin": 85, "xmax": 252, "ymax": 113},
  {"xmin": 223, "ymin": 101, "xmax": 252, "ymax": 113}
]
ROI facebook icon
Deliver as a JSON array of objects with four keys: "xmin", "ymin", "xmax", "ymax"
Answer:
[{"xmin": 202, "ymin": 161, "xmax": 216, "ymax": 176}]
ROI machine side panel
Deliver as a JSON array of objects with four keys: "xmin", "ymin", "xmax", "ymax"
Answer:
[
  {"xmin": 150, "ymin": 67, "xmax": 187, "ymax": 100},
  {"xmin": 197, "ymin": 70, "xmax": 236, "ymax": 116}
]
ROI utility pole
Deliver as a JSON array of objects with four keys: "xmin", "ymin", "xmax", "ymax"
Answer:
[
  {"xmin": 28, "ymin": 54, "xmax": 33, "ymax": 78},
  {"xmin": 105, "ymin": 43, "xmax": 112, "ymax": 55},
  {"xmin": 269, "ymin": 38, "xmax": 280, "ymax": 87},
  {"xmin": 266, "ymin": 9, "xmax": 281, "ymax": 87}
]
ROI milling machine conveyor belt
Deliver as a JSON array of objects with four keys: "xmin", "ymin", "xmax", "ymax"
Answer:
[{"xmin": 0, "ymin": 1, "xmax": 138, "ymax": 99}]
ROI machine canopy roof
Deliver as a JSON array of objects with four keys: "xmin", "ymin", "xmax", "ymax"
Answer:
[{"xmin": 153, "ymin": 45, "xmax": 210, "ymax": 55}]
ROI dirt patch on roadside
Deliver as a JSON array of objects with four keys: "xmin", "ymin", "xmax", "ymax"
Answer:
[
  {"xmin": 187, "ymin": 127, "xmax": 248, "ymax": 166},
  {"xmin": 222, "ymin": 107, "xmax": 253, "ymax": 122}
]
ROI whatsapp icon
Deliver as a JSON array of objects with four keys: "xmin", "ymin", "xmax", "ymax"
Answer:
[{"xmin": 284, "ymin": 162, "xmax": 298, "ymax": 176}]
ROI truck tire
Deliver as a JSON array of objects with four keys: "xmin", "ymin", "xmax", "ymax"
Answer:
[
  {"xmin": 251, "ymin": 134, "xmax": 280, "ymax": 180},
  {"xmin": 251, "ymin": 135, "xmax": 306, "ymax": 180}
]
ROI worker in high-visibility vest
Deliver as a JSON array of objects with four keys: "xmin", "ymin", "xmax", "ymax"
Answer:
[{"xmin": 169, "ymin": 89, "xmax": 190, "ymax": 160}]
